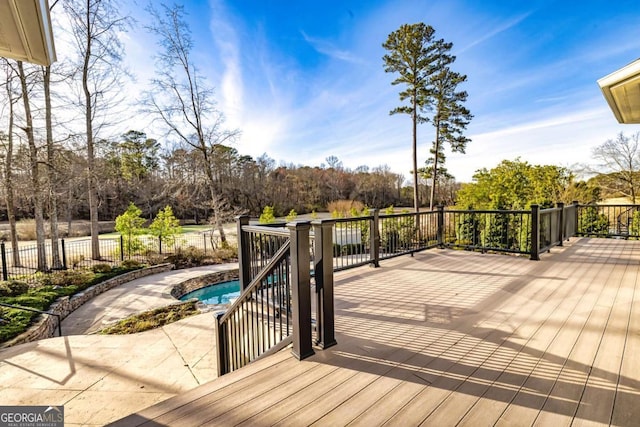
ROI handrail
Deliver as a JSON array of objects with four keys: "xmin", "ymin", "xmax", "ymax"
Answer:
[
  {"xmin": 0, "ymin": 302, "xmax": 62, "ymax": 337},
  {"xmin": 241, "ymin": 225, "xmax": 290, "ymax": 238},
  {"xmin": 218, "ymin": 241, "xmax": 290, "ymax": 325},
  {"xmin": 217, "ymin": 220, "xmax": 315, "ymax": 375}
]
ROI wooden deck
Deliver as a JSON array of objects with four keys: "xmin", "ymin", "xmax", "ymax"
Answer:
[{"xmin": 114, "ymin": 237, "xmax": 640, "ymax": 426}]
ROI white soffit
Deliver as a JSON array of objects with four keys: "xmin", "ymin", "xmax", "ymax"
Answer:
[
  {"xmin": 0, "ymin": 0, "xmax": 56, "ymax": 66},
  {"xmin": 598, "ymin": 58, "xmax": 640, "ymax": 124}
]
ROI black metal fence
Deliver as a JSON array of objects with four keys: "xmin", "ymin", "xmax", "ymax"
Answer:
[
  {"xmin": 0, "ymin": 232, "xmax": 223, "ymax": 282},
  {"xmin": 576, "ymin": 204, "xmax": 640, "ymax": 238},
  {"xmin": 441, "ymin": 208, "xmax": 532, "ymax": 254}
]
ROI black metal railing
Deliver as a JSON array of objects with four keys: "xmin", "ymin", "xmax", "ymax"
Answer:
[
  {"xmin": 331, "ymin": 216, "xmax": 372, "ymax": 271},
  {"xmin": 0, "ymin": 302, "xmax": 62, "ymax": 337},
  {"xmin": 441, "ymin": 208, "xmax": 532, "ymax": 255},
  {"xmin": 222, "ymin": 201, "xmax": 640, "ymax": 375},
  {"xmin": 576, "ymin": 204, "xmax": 640, "ymax": 238},
  {"xmin": 379, "ymin": 210, "xmax": 439, "ymax": 260},
  {"xmin": 216, "ymin": 222, "xmax": 324, "ymax": 375}
]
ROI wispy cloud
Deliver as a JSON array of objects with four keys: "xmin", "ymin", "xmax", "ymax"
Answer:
[
  {"xmin": 458, "ymin": 12, "xmax": 532, "ymax": 54},
  {"xmin": 208, "ymin": 0, "xmax": 243, "ymax": 126},
  {"xmin": 300, "ymin": 31, "xmax": 362, "ymax": 63}
]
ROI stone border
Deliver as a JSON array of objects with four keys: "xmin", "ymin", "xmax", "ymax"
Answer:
[
  {"xmin": 1, "ymin": 263, "xmax": 174, "ymax": 348},
  {"xmin": 170, "ymin": 268, "xmax": 239, "ymax": 299}
]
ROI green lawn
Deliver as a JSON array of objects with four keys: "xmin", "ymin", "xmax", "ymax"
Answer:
[{"xmin": 99, "ymin": 225, "xmax": 214, "ymax": 239}]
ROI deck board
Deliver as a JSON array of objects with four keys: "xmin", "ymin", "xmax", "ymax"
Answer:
[{"xmin": 113, "ymin": 238, "xmax": 640, "ymax": 427}]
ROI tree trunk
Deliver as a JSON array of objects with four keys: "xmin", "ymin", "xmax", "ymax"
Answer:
[
  {"xmin": 412, "ymin": 92, "xmax": 420, "ymax": 213},
  {"xmin": 17, "ymin": 61, "xmax": 48, "ymax": 271},
  {"xmin": 2, "ymin": 69, "xmax": 21, "ymax": 267},
  {"xmin": 430, "ymin": 115, "xmax": 441, "ymax": 211},
  {"xmin": 82, "ymin": 2, "xmax": 101, "ymax": 260},
  {"xmin": 44, "ymin": 65, "xmax": 62, "ymax": 268}
]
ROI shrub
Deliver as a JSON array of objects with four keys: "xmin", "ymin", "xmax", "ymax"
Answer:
[
  {"xmin": 259, "ymin": 206, "xmax": 276, "ymax": 224},
  {"xmin": 327, "ymin": 200, "xmax": 364, "ymax": 218},
  {"xmin": 166, "ymin": 246, "xmax": 207, "ymax": 269},
  {"xmin": 144, "ymin": 251, "xmax": 167, "ymax": 266},
  {"xmin": 211, "ymin": 245, "xmax": 238, "ymax": 263},
  {"xmin": 91, "ymin": 263, "xmax": 113, "ymax": 273},
  {"xmin": 121, "ymin": 259, "xmax": 143, "ymax": 269},
  {"xmin": 285, "ymin": 209, "xmax": 298, "ymax": 222},
  {"xmin": 0, "ymin": 280, "xmax": 29, "ymax": 297},
  {"xmin": 39, "ymin": 270, "xmax": 93, "ymax": 288}
]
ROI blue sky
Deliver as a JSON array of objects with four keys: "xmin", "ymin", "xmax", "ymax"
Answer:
[{"xmin": 124, "ymin": 0, "xmax": 640, "ymax": 182}]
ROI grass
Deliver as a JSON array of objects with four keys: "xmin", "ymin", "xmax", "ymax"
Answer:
[
  {"xmin": 98, "ymin": 301, "xmax": 200, "ymax": 334},
  {"xmin": 0, "ymin": 266, "xmax": 142, "ymax": 343}
]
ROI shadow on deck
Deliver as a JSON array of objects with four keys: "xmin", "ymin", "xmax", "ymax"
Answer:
[{"xmin": 114, "ymin": 237, "xmax": 640, "ymax": 426}]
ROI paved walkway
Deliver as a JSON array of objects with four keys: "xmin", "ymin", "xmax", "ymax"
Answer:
[
  {"xmin": 0, "ymin": 263, "xmax": 237, "ymax": 426},
  {"xmin": 62, "ymin": 264, "xmax": 237, "ymax": 335}
]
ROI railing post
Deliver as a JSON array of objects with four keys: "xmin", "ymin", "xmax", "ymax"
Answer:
[
  {"xmin": 61, "ymin": 239, "xmax": 67, "ymax": 270},
  {"xmin": 158, "ymin": 236, "xmax": 163, "ymax": 254},
  {"xmin": 120, "ymin": 235, "xmax": 124, "ymax": 261},
  {"xmin": 1, "ymin": 242, "xmax": 7, "ymax": 281},
  {"xmin": 288, "ymin": 221, "xmax": 314, "ymax": 360},
  {"xmin": 312, "ymin": 220, "xmax": 337, "ymax": 350},
  {"xmin": 236, "ymin": 215, "xmax": 251, "ymax": 291},
  {"xmin": 437, "ymin": 205, "xmax": 445, "ymax": 248},
  {"xmin": 557, "ymin": 202, "xmax": 565, "ymax": 246},
  {"xmin": 214, "ymin": 311, "xmax": 229, "ymax": 376},
  {"xmin": 530, "ymin": 204, "xmax": 540, "ymax": 261},
  {"xmin": 370, "ymin": 209, "xmax": 380, "ymax": 267}
]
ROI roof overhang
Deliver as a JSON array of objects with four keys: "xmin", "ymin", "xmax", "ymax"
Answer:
[
  {"xmin": 598, "ymin": 58, "xmax": 640, "ymax": 124},
  {"xmin": 0, "ymin": 0, "xmax": 56, "ymax": 66}
]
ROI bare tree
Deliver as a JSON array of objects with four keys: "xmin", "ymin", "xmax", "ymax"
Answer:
[
  {"xmin": 16, "ymin": 61, "xmax": 48, "ymax": 271},
  {"xmin": 145, "ymin": 3, "xmax": 240, "ymax": 242},
  {"xmin": 64, "ymin": 0, "xmax": 129, "ymax": 259},
  {"xmin": 0, "ymin": 59, "xmax": 22, "ymax": 267},
  {"xmin": 592, "ymin": 132, "xmax": 640, "ymax": 203}
]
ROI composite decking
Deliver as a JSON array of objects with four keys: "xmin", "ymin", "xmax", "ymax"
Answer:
[{"xmin": 114, "ymin": 237, "xmax": 640, "ymax": 426}]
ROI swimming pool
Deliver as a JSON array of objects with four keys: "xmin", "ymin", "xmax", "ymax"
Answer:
[{"xmin": 179, "ymin": 280, "xmax": 241, "ymax": 305}]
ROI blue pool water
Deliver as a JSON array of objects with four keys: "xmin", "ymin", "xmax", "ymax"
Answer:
[{"xmin": 180, "ymin": 280, "xmax": 241, "ymax": 305}]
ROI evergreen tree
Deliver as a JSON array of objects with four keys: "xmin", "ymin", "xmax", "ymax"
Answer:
[
  {"xmin": 383, "ymin": 23, "xmax": 437, "ymax": 212},
  {"xmin": 427, "ymin": 39, "xmax": 472, "ymax": 210}
]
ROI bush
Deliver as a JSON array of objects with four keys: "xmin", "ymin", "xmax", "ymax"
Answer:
[
  {"xmin": 39, "ymin": 270, "xmax": 93, "ymax": 288},
  {"xmin": 327, "ymin": 200, "xmax": 365, "ymax": 218},
  {"xmin": 91, "ymin": 263, "xmax": 113, "ymax": 273},
  {"xmin": 259, "ymin": 206, "xmax": 276, "ymax": 224},
  {"xmin": 211, "ymin": 246, "xmax": 238, "ymax": 263},
  {"xmin": 144, "ymin": 251, "xmax": 167, "ymax": 266},
  {"xmin": 0, "ymin": 280, "xmax": 29, "ymax": 297},
  {"xmin": 285, "ymin": 209, "xmax": 298, "ymax": 222},
  {"xmin": 121, "ymin": 259, "xmax": 143, "ymax": 269},
  {"xmin": 166, "ymin": 246, "xmax": 207, "ymax": 269}
]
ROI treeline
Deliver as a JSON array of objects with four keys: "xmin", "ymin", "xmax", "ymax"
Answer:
[{"xmin": 0, "ymin": 129, "xmax": 419, "ymax": 223}]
